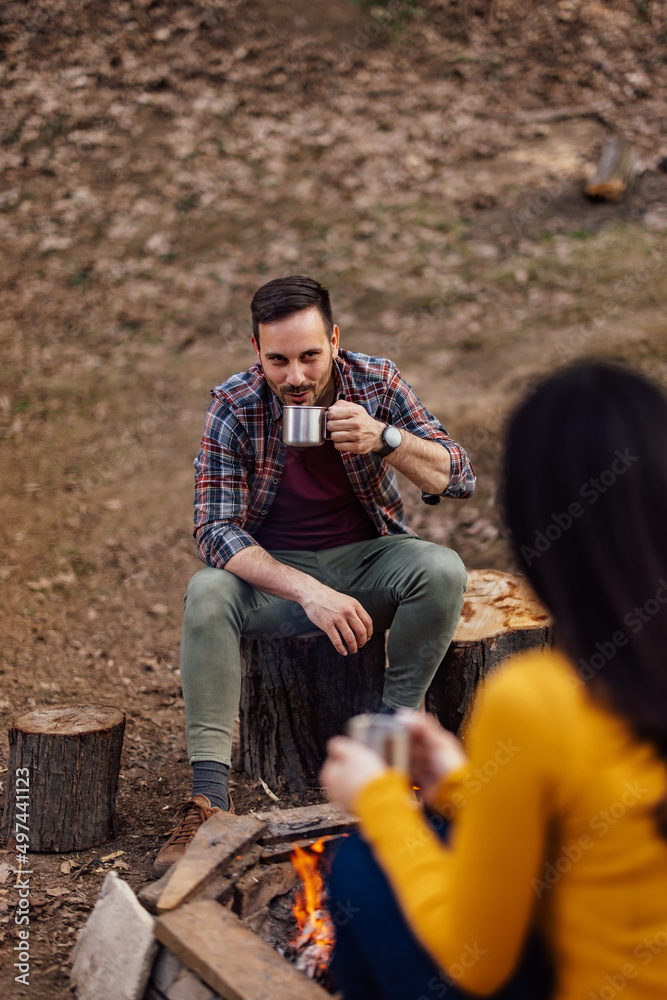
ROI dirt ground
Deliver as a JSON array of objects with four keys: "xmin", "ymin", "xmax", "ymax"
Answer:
[{"xmin": 0, "ymin": 1, "xmax": 666, "ymax": 996}]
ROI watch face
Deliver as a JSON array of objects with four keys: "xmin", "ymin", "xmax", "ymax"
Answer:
[{"xmin": 384, "ymin": 425, "xmax": 402, "ymax": 449}]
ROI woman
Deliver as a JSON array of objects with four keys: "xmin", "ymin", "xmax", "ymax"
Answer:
[{"xmin": 321, "ymin": 361, "xmax": 667, "ymax": 999}]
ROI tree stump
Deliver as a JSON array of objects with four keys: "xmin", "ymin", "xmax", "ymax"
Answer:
[
  {"xmin": 235, "ymin": 631, "xmax": 386, "ymax": 793},
  {"xmin": 584, "ymin": 135, "xmax": 639, "ymax": 202},
  {"xmin": 1, "ymin": 705, "xmax": 126, "ymax": 852},
  {"xmin": 426, "ymin": 569, "xmax": 553, "ymax": 734}
]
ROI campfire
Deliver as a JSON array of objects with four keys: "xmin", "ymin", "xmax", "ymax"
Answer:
[
  {"xmin": 71, "ymin": 803, "xmax": 359, "ymax": 1000},
  {"xmin": 287, "ymin": 838, "xmax": 336, "ymax": 983}
]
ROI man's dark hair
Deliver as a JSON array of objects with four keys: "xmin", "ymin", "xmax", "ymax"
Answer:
[
  {"xmin": 503, "ymin": 360, "xmax": 667, "ymax": 838},
  {"xmin": 250, "ymin": 275, "xmax": 333, "ymax": 344}
]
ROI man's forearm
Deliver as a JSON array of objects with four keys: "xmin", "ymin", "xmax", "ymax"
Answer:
[
  {"xmin": 386, "ymin": 432, "xmax": 451, "ymax": 494},
  {"xmin": 224, "ymin": 545, "xmax": 317, "ymax": 603},
  {"xmin": 326, "ymin": 400, "xmax": 452, "ymax": 494},
  {"xmin": 223, "ymin": 544, "xmax": 374, "ymax": 655}
]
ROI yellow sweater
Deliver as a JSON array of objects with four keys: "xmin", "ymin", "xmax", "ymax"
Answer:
[{"xmin": 355, "ymin": 650, "xmax": 667, "ymax": 998}]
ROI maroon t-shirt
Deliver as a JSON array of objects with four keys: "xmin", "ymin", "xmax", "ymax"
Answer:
[{"xmin": 253, "ymin": 441, "xmax": 379, "ymax": 551}]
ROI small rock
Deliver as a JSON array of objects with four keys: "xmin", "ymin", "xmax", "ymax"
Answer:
[{"xmin": 71, "ymin": 873, "xmax": 158, "ymax": 1000}]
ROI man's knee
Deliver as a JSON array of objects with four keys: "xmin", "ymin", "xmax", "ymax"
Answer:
[
  {"xmin": 413, "ymin": 543, "xmax": 467, "ymax": 598},
  {"xmin": 184, "ymin": 567, "xmax": 249, "ymax": 628}
]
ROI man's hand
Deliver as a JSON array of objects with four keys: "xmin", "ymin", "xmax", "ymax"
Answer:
[
  {"xmin": 320, "ymin": 735, "xmax": 388, "ymax": 812},
  {"xmin": 301, "ymin": 583, "xmax": 373, "ymax": 656},
  {"xmin": 225, "ymin": 547, "xmax": 372, "ymax": 656},
  {"xmin": 327, "ymin": 400, "xmax": 385, "ymax": 455},
  {"xmin": 326, "ymin": 400, "xmax": 451, "ymax": 493}
]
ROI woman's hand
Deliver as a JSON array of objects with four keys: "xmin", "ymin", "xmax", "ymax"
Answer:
[
  {"xmin": 320, "ymin": 736, "xmax": 388, "ymax": 813},
  {"xmin": 399, "ymin": 709, "xmax": 467, "ymax": 805}
]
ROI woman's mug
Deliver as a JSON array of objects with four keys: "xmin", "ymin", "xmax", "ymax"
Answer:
[
  {"xmin": 346, "ymin": 713, "xmax": 409, "ymax": 772},
  {"xmin": 282, "ymin": 405, "xmax": 328, "ymax": 447}
]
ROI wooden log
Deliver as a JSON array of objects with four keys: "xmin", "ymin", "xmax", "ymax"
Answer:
[
  {"xmin": 584, "ymin": 136, "xmax": 639, "ymax": 202},
  {"xmin": 157, "ymin": 812, "xmax": 268, "ymax": 913},
  {"xmin": 426, "ymin": 569, "xmax": 553, "ymax": 733},
  {"xmin": 235, "ymin": 630, "xmax": 386, "ymax": 793},
  {"xmin": 255, "ymin": 802, "xmax": 357, "ymax": 845},
  {"xmin": 138, "ymin": 845, "xmax": 264, "ymax": 917},
  {"xmin": 155, "ymin": 900, "xmax": 331, "ymax": 999},
  {"xmin": 260, "ymin": 833, "xmax": 348, "ymax": 864},
  {"xmin": 1, "ymin": 705, "xmax": 125, "ymax": 852},
  {"xmin": 232, "ymin": 861, "xmax": 297, "ymax": 920}
]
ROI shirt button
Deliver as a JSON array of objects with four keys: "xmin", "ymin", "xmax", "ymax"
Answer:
[
  {"xmin": 272, "ymin": 478, "xmax": 279, "ymax": 484},
  {"xmin": 260, "ymin": 510, "xmax": 266, "ymax": 515}
]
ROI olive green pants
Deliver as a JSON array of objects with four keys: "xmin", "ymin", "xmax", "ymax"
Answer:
[{"xmin": 180, "ymin": 535, "xmax": 466, "ymax": 766}]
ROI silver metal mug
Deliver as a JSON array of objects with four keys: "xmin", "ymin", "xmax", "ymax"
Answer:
[{"xmin": 282, "ymin": 405, "xmax": 328, "ymax": 447}]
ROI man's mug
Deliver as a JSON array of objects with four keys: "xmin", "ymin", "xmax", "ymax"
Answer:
[
  {"xmin": 282, "ymin": 405, "xmax": 328, "ymax": 447},
  {"xmin": 346, "ymin": 713, "xmax": 409, "ymax": 771}
]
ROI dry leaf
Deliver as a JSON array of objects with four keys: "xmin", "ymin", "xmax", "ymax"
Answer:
[
  {"xmin": 45, "ymin": 886, "xmax": 70, "ymax": 897},
  {"xmin": 0, "ymin": 863, "xmax": 11, "ymax": 884},
  {"xmin": 60, "ymin": 861, "xmax": 72, "ymax": 874},
  {"xmin": 100, "ymin": 850, "xmax": 126, "ymax": 862}
]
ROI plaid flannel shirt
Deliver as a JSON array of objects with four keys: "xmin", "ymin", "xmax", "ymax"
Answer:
[{"xmin": 194, "ymin": 350, "xmax": 476, "ymax": 567}]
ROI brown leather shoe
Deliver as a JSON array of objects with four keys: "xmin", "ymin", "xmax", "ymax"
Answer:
[{"xmin": 153, "ymin": 793, "xmax": 222, "ymax": 878}]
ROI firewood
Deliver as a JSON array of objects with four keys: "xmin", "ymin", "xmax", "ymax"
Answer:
[
  {"xmin": 255, "ymin": 802, "xmax": 357, "ymax": 845},
  {"xmin": 426, "ymin": 569, "xmax": 553, "ymax": 733},
  {"xmin": 138, "ymin": 844, "xmax": 264, "ymax": 916},
  {"xmin": 584, "ymin": 136, "xmax": 639, "ymax": 202},
  {"xmin": 155, "ymin": 900, "xmax": 331, "ymax": 999},
  {"xmin": 260, "ymin": 833, "xmax": 350, "ymax": 864},
  {"xmin": 1, "ymin": 705, "xmax": 125, "ymax": 851},
  {"xmin": 232, "ymin": 860, "xmax": 297, "ymax": 920},
  {"xmin": 157, "ymin": 813, "xmax": 267, "ymax": 912}
]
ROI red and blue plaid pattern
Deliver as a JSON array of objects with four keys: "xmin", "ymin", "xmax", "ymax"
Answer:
[{"xmin": 193, "ymin": 350, "xmax": 476, "ymax": 567}]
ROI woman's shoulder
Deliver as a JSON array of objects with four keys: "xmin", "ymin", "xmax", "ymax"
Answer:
[{"xmin": 483, "ymin": 647, "xmax": 582, "ymax": 708}]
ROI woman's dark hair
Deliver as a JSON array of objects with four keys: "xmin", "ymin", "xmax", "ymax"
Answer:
[
  {"xmin": 503, "ymin": 360, "xmax": 667, "ymax": 837},
  {"xmin": 250, "ymin": 275, "xmax": 334, "ymax": 344}
]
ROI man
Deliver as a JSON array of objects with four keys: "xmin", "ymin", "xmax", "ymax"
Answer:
[{"xmin": 154, "ymin": 275, "xmax": 475, "ymax": 876}]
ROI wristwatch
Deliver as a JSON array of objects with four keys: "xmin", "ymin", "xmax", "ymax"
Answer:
[{"xmin": 376, "ymin": 424, "xmax": 403, "ymax": 458}]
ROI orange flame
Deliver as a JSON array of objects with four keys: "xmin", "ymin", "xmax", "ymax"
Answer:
[{"xmin": 290, "ymin": 838, "xmax": 335, "ymax": 970}]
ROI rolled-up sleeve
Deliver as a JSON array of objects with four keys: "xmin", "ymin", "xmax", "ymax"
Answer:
[
  {"xmin": 384, "ymin": 364, "xmax": 476, "ymax": 502},
  {"xmin": 193, "ymin": 401, "xmax": 259, "ymax": 568}
]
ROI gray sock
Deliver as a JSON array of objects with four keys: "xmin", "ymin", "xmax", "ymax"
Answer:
[{"xmin": 191, "ymin": 760, "xmax": 229, "ymax": 811}]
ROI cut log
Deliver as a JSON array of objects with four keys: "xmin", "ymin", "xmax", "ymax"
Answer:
[
  {"xmin": 138, "ymin": 845, "xmax": 264, "ymax": 917},
  {"xmin": 255, "ymin": 802, "xmax": 357, "ymax": 845},
  {"xmin": 235, "ymin": 629, "xmax": 386, "ymax": 793},
  {"xmin": 584, "ymin": 135, "xmax": 639, "ymax": 202},
  {"xmin": 235, "ymin": 570, "xmax": 551, "ymax": 790},
  {"xmin": 426, "ymin": 569, "xmax": 553, "ymax": 733},
  {"xmin": 1, "ymin": 705, "xmax": 125, "ymax": 852},
  {"xmin": 157, "ymin": 812, "xmax": 268, "ymax": 913},
  {"xmin": 155, "ymin": 900, "xmax": 331, "ymax": 999},
  {"xmin": 232, "ymin": 860, "xmax": 297, "ymax": 920},
  {"xmin": 261, "ymin": 833, "xmax": 351, "ymax": 864}
]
